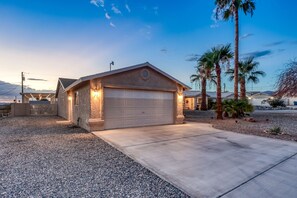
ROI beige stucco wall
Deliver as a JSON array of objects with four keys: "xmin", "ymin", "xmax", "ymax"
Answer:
[
  {"xmin": 57, "ymin": 85, "xmax": 68, "ymax": 119},
  {"xmin": 70, "ymin": 83, "xmax": 91, "ymax": 131},
  {"xmin": 85, "ymin": 67, "xmax": 185, "ymax": 131},
  {"xmin": 10, "ymin": 103, "xmax": 30, "ymax": 116},
  {"xmin": 10, "ymin": 103, "xmax": 57, "ymax": 116}
]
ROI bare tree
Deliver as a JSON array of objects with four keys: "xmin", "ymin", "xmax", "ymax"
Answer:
[{"xmin": 276, "ymin": 60, "xmax": 297, "ymax": 97}]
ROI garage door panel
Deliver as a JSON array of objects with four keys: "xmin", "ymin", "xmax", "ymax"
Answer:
[{"xmin": 104, "ymin": 88, "xmax": 174, "ymax": 129}]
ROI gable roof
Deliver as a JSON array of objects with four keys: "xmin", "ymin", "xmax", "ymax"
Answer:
[
  {"xmin": 65, "ymin": 62, "xmax": 191, "ymax": 91},
  {"xmin": 55, "ymin": 78, "xmax": 77, "ymax": 98},
  {"xmin": 59, "ymin": 78, "xmax": 77, "ymax": 90}
]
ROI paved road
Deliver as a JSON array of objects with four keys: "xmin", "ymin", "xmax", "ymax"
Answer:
[{"xmin": 94, "ymin": 122, "xmax": 297, "ymax": 198}]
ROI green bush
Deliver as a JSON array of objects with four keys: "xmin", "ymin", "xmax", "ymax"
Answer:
[
  {"xmin": 222, "ymin": 99, "xmax": 253, "ymax": 118},
  {"xmin": 208, "ymin": 98, "xmax": 215, "ymax": 110},
  {"xmin": 267, "ymin": 98, "xmax": 286, "ymax": 108},
  {"xmin": 268, "ymin": 127, "xmax": 282, "ymax": 135}
]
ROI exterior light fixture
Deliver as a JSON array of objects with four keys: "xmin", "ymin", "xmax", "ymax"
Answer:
[
  {"xmin": 68, "ymin": 96, "xmax": 72, "ymax": 100},
  {"xmin": 93, "ymin": 89, "xmax": 100, "ymax": 97},
  {"xmin": 177, "ymin": 93, "xmax": 183, "ymax": 101}
]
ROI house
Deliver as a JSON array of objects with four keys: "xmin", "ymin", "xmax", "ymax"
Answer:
[
  {"xmin": 247, "ymin": 92, "xmax": 274, "ymax": 106},
  {"xmin": 55, "ymin": 62, "xmax": 190, "ymax": 132},
  {"xmin": 281, "ymin": 96, "xmax": 297, "ymax": 106},
  {"xmin": 20, "ymin": 92, "xmax": 56, "ymax": 104},
  {"xmin": 183, "ymin": 91, "xmax": 233, "ymax": 110}
]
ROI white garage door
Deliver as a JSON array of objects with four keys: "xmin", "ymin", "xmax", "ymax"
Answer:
[{"xmin": 104, "ymin": 88, "xmax": 174, "ymax": 129}]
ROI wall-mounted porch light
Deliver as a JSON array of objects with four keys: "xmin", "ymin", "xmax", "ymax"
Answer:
[
  {"xmin": 68, "ymin": 96, "xmax": 72, "ymax": 100},
  {"xmin": 93, "ymin": 89, "xmax": 100, "ymax": 98}
]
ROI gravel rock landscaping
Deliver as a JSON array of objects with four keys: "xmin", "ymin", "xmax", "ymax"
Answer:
[
  {"xmin": 0, "ymin": 116, "xmax": 188, "ymax": 197},
  {"xmin": 185, "ymin": 110, "xmax": 297, "ymax": 142}
]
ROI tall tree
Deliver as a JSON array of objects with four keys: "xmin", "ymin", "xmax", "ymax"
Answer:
[
  {"xmin": 190, "ymin": 60, "xmax": 216, "ymax": 111},
  {"xmin": 215, "ymin": 0, "xmax": 256, "ymax": 100},
  {"xmin": 226, "ymin": 57, "xmax": 265, "ymax": 99},
  {"xmin": 203, "ymin": 44, "xmax": 233, "ymax": 119},
  {"xmin": 276, "ymin": 60, "xmax": 297, "ymax": 97}
]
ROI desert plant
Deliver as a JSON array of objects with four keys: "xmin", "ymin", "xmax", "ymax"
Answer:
[
  {"xmin": 222, "ymin": 99, "xmax": 253, "ymax": 118},
  {"xmin": 208, "ymin": 98, "xmax": 216, "ymax": 110},
  {"xmin": 268, "ymin": 127, "xmax": 282, "ymax": 135},
  {"xmin": 267, "ymin": 98, "xmax": 286, "ymax": 108},
  {"xmin": 215, "ymin": 0, "xmax": 256, "ymax": 100},
  {"xmin": 226, "ymin": 57, "xmax": 265, "ymax": 99},
  {"xmin": 191, "ymin": 63, "xmax": 216, "ymax": 111},
  {"xmin": 200, "ymin": 44, "xmax": 233, "ymax": 119}
]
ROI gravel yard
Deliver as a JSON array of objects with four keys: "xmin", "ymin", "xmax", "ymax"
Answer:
[
  {"xmin": 185, "ymin": 110, "xmax": 297, "ymax": 142},
  {"xmin": 0, "ymin": 116, "xmax": 188, "ymax": 197}
]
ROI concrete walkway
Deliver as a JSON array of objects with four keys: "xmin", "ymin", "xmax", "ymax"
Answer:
[{"xmin": 93, "ymin": 122, "xmax": 297, "ymax": 198}]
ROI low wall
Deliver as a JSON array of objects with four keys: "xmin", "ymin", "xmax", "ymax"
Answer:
[{"xmin": 11, "ymin": 103, "xmax": 57, "ymax": 116}]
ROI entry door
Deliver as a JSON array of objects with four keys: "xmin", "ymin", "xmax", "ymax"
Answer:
[{"xmin": 104, "ymin": 88, "xmax": 174, "ymax": 129}]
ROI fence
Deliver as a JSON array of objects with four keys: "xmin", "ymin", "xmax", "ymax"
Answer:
[{"xmin": 11, "ymin": 103, "xmax": 57, "ymax": 116}]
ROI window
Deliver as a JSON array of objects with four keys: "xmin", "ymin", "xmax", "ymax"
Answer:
[{"xmin": 74, "ymin": 92, "xmax": 79, "ymax": 105}]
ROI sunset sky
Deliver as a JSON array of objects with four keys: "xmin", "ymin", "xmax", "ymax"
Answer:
[{"xmin": 0, "ymin": 0, "xmax": 297, "ymax": 92}]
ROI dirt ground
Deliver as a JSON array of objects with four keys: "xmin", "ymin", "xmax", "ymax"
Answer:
[{"xmin": 185, "ymin": 110, "xmax": 297, "ymax": 142}]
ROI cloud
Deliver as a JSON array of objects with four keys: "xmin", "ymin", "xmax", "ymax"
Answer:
[
  {"xmin": 125, "ymin": 4, "xmax": 131, "ymax": 12},
  {"xmin": 160, "ymin": 48, "xmax": 167, "ymax": 54},
  {"xmin": 111, "ymin": 4, "xmax": 122, "ymax": 14},
  {"xmin": 210, "ymin": 8, "xmax": 219, "ymax": 28},
  {"xmin": 105, "ymin": 12, "xmax": 111, "ymax": 19},
  {"xmin": 109, "ymin": 22, "xmax": 116, "ymax": 28},
  {"xmin": 264, "ymin": 41, "xmax": 285, "ymax": 47},
  {"xmin": 242, "ymin": 50, "xmax": 273, "ymax": 58},
  {"xmin": 153, "ymin": 6, "xmax": 159, "ymax": 15},
  {"xmin": 90, "ymin": 0, "xmax": 104, "ymax": 7},
  {"xmin": 139, "ymin": 25, "xmax": 152, "ymax": 40},
  {"xmin": 240, "ymin": 33, "xmax": 254, "ymax": 40},
  {"xmin": 210, "ymin": 23, "xmax": 219, "ymax": 28},
  {"xmin": 185, "ymin": 54, "xmax": 200, "ymax": 62}
]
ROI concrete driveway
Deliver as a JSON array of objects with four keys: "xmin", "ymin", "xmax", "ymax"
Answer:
[{"xmin": 93, "ymin": 122, "xmax": 297, "ymax": 198}]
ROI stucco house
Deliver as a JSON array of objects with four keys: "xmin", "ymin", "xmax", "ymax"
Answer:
[
  {"xmin": 56, "ymin": 62, "xmax": 190, "ymax": 132},
  {"xmin": 183, "ymin": 91, "xmax": 233, "ymax": 110}
]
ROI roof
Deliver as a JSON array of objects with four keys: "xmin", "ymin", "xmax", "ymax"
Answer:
[
  {"xmin": 55, "ymin": 78, "xmax": 77, "ymax": 98},
  {"xmin": 22, "ymin": 92, "xmax": 55, "ymax": 99},
  {"xmin": 59, "ymin": 78, "xmax": 77, "ymax": 90},
  {"xmin": 65, "ymin": 62, "xmax": 191, "ymax": 91},
  {"xmin": 184, "ymin": 91, "xmax": 234, "ymax": 98}
]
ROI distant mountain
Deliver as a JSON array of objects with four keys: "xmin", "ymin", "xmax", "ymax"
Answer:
[{"xmin": 0, "ymin": 80, "xmax": 54, "ymax": 96}]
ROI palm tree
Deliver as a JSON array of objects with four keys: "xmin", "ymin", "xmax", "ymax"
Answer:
[
  {"xmin": 190, "ymin": 61, "xmax": 216, "ymax": 111},
  {"xmin": 215, "ymin": 0, "xmax": 256, "ymax": 100},
  {"xmin": 203, "ymin": 44, "xmax": 233, "ymax": 119},
  {"xmin": 226, "ymin": 57, "xmax": 265, "ymax": 99}
]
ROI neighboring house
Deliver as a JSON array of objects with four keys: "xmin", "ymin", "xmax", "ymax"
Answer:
[
  {"xmin": 20, "ymin": 92, "xmax": 56, "ymax": 104},
  {"xmin": 184, "ymin": 91, "xmax": 209, "ymax": 110},
  {"xmin": 55, "ymin": 62, "xmax": 190, "ymax": 132},
  {"xmin": 183, "ymin": 91, "xmax": 233, "ymax": 110},
  {"xmin": 247, "ymin": 92, "xmax": 274, "ymax": 106},
  {"xmin": 282, "ymin": 96, "xmax": 297, "ymax": 106}
]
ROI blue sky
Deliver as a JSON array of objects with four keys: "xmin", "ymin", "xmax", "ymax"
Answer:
[{"xmin": 0, "ymin": 0, "xmax": 297, "ymax": 92}]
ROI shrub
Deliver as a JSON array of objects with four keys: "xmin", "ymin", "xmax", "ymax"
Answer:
[
  {"xmin": 222, "ymin": 99, "xmax": 254, "ymax": 118},
  {"xmin": 208, "ymin": 98, "xmax": 215, "ymax": 110},
  {"xmin": 268, "ymin": 127, "xmax": 282, "ymax": 135},
  {"xmin": 267, "ymin": 98, "xmax": 286, "ymax": 108}
]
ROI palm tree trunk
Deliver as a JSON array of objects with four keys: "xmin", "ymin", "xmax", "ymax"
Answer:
[
  {"xmin": 240, "ymin": 78, "xmax": 246, "ymax": 99},
  {"xmin": 234, "ymin": 8, "xmax": 239, "ymax": 101},
  {"xmin": 201, "ymin": 77, "xmax": 207, "ymax": 111},
  {"xmin": 216, "ymin": 64, "xmax": 223, "ymax": 119}
]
